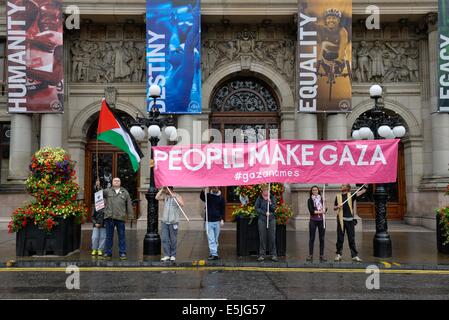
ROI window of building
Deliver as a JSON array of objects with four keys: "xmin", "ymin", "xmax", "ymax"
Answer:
[
  {"xmin": 0, "ymin": 122, "xmax": 10, "ymax": 159},
  {"xmin": 0, "ymin": 39, "xmax": 5, "ymax": 87}
]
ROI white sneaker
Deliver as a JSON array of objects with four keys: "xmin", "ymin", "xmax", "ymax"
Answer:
[
  {"xmin": 334, "ymin": 254, "xmax": 342, "ymax": 262},
  {"xmin": 352, "ymin": 256, "xmax": 363, "ymax": 262},
  {"xmin": 170, "ymin": 256, "xmax": 176, "ymax": 261},
  {"xmin": 161, "ymin": 256, "xmax": 170, "ymax": 261}
]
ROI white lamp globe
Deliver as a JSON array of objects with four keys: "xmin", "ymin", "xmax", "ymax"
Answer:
[
  {"xmin": 367, "ymin": 130, "xmax": 375, "ymax": 140},
  {"xmin": 370, "ymin": 84, "xmax": 382, "ymax": 98},
  {"xmin": 378, "ymin": 125, "xmax": 392, "ymax": 138},
  {"xmin": 352, "ymin": 130, "xmax": 361, "ymax": 140},
  {"xmin": 168, "ymin": 129, "xmax": 178, "ymax": 141},
  {"xmin": 359, "ymin": 127, "xmax": 371, "ymax": 139},
  {"xmin": 393, "ymin": 125, "xmax": 406, "ymax": 138},
  {"xmin": 130, "ymin": 126, "xmax": 145, "ymax": 141},
  {"xmin": 149, "ymin": 84, "xmax": 161, "ymax": 98},
  {"xmin": 148, "ymin": 125, "xmax": 161, "ymax": 137},
  {"xmin": 386, "ymin": 130, "xmax": 396, "ymax": 139},
  {"xmin": 164, "ymin": 126, "xmax": 176, "ymax": 137}
]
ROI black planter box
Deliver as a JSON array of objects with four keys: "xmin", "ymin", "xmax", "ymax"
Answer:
[
  {"xmin": 236, "ymin": 217, "xmax": 287, "ymax": 256},
  {"xmin": 437, "ymin": 214, "xmax": 449, "ymax": 254},
  {"xmin": 16, "ymin": 217, "xmax": 81, "ymax": 256}
]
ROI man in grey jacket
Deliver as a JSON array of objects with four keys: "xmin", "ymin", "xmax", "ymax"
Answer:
[{"xmin": 98, "ymin": 177, "xmax": 134, "ymax": 260}]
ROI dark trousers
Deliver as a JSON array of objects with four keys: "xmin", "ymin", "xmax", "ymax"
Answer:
[
  {"xmin": 258, "ymin": 218, "xmax": 277, "ymax": 256},
  {"xmin": 104, "ymin": 218, "xmax": 126, "ymax": 256},
  {"xmin": 309, "ymin": 220, "xmax": 325, "ymax": 256},
  {"xmin": 336, "ymin": 220, "xmax": 358, "ymax": 258}
]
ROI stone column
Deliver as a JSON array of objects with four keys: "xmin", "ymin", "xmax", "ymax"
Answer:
[
  {"xmin": 8, "ymin": 114, "xmax": 32, "ymax": 181},
  {"xmin": 177, "ymin": 115, "xmax": 204, "ymax": 145},
  {"xmin": 326, "ymin": 114, "xmax": 347, "ymax": 140},
  {"xmin": 296, "ymin": 113, "xmax": 318, "ymax": 139},
  {"xmin": 40, "ymin": 114, "xmax": 63, "ymax": 148},
  {"xmin": 428, "ymin": 13, "xmax": 449, "ymax": 179}
]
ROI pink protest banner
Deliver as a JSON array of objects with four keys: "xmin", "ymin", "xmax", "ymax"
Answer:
[{"xmin": 152, "ymin": 139, "xmax": 399, "ymax": 187}]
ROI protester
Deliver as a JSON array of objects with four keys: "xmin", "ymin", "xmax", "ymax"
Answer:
[
  {"xmin": 307, "ymin": 186, "xmax": 327, "ymax": 262},
  {"xmin": 200, "ymin": 187, "xmax": 225, "ymax": 260},
  {"xmin": 100, "ymin": 177, "xmax": 134, "ymax": 260},
  {"xmin": 91, "ymin": 180, "xmax": 106, "ymax": 257},
  {"xmin": 255, "ymin": 184, "xmax": 278, "ymax": 262},
  {"xmin": 156, "ymin": 186, "xmax": 185, "ymax": 262},
  {"xmin": 334, "ymin": 184, "xmax": 368, "ymax": 262}
]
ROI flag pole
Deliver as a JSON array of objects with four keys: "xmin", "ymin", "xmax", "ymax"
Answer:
[
  {"xmin": 166, "ymin": 187, "xmax": 190, "ymax": 222},
  {"xmin": 267, "ymin": 183, "xmax": 270, "ymax": 229},
  {"xmin": 205, "ymin": 187, "xmax": 209, "ymax": 237},
  {"xmin": 323, "ymin": 184, "xmax": 326, "ymax": 230},
  {"xmin": 340, "ymin": 185, "xmax": 366, "ymax": 206}
]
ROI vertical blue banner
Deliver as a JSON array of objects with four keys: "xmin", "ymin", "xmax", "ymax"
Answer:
[
  {"xmin": 439, "ymin": 0, "xmax": 449, "ymax": 112},
  {"xmin": 146, "ymin": 0, "xmax": 201, "ymax": 114}
]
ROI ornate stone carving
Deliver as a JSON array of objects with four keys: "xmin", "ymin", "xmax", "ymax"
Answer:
[
  {"xmin": 70, "ymin": 24, "xmax": 145, "ymax": 83},
  {"xmin": 352, "ymin": 40, "xmax": 420, "ymax": 83},
  {"xmin": 70, "ymin": 39, "xmax": 145, "ymax": 83},
  {"xmin": 202, "ymin": 24, "xmax": 296, "ymax": 85},
  {"xmin": 104, "ymin": 87, "xmax": 117, "ymax": 107}
]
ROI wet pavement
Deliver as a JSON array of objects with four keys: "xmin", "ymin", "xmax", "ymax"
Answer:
[{"xmin": 0, "ymin": 270, "xmax": 448, "ymax": 300}]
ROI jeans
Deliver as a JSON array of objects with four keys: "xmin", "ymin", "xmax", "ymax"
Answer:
[
  {"xmin": 161, "ymin": 222, "xmax": 178, "ymax": 257},
  {"xmin": 206, "ymin": 221, "xmax": 221, "ymax": 256},
  {"xmin": 91, "ymin": 227, "xmax": 106, "ymax": 251},
  {"xmin": 336, "ymin": 220, "xmax": 358, "ymax": 258},
  {"xmin": 309, "ymin": 220, "xmax": 325, "ymax": 256},
  {"xmin": 104, "ymin": 219, "xmax": 126, "ymax": 256},
  {"xmin": 258, "ymin": 218, "xmax": 277, "ymax": 256}
]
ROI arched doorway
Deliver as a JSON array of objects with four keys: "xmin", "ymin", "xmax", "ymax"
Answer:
[
  {"xmin": 210, "ymin": 77, "xmax": 281, "ymax": 221},
  {"xmin": 351, "ymin": 110, "xmax": 407, "ymax": 220},
  {"xmin": 84, "ymin": 111, "xmax": 140, "ymax": 221}
]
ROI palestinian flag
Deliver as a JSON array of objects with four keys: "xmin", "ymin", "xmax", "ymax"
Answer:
[{"xmin": 97, "ymin": 99, "xmax": 144, "ymax": 172}]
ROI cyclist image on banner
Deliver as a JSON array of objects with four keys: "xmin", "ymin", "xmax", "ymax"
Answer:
[{"xmin": 316, "ymin": 8, "xmax": 351, "ymax": 104}]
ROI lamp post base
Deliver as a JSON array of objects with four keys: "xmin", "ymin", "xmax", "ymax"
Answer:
[
  {"xmin": 143, "ymin": 232, "xmax": 161, "ymax": 256},
  {"xmin": 373, "ymin": 232, "xmax": 392, "ymax": 258}
]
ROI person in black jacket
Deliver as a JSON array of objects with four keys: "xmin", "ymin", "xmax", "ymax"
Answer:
[
  {"xmin": 307, "ymin": 186, "xmax": 327, "ymax": 262},
  {"xmin": 255, "ymin": 184, "xmax": 278, "ymax": 262},
  {"xmin": 200, "ymin": 186, "xmax": 225, "ymax": 260}
]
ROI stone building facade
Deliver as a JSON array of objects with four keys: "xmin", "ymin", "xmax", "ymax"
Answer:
[{"xmin": 0, "ymin": 0, "xmax": 448, "ymax": 232}]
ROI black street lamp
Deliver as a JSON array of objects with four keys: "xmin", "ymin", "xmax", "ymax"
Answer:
[
  {"xmin": 130, "ymin": 85, "xmax": 177, "ymax": 256},
  {"xmin": 351, "ymin": 84, "xmax": 406, "ymax": 258}
]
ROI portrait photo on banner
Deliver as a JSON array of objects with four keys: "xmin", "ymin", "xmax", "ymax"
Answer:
[{"xmin": 298, "ymin": 0, "xmax": 352, "ymax": 113}]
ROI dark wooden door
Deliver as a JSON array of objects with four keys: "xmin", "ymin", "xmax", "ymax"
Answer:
[
  {"xmin": 356, "ymin": 142, "xmax": 406, "ymax": 220},
  {"xmin": 84, "ymin": 141, "xmax": 140, "ymax": 222}
]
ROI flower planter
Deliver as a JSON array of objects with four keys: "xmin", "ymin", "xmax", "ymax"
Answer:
[
  {"xmin": 16, "ymin": 217, "xmax": 81, "ymax": 256},
  {"xmin": 236, "ymin": 217, "xmax": 287, "ymax": 256},
  {"xmin": 276, "ymin": 224, "xmax": 287, "ymax": 256},
  {"xmin": 437, "ymin": 214, "xmax": 449, "ymax": 254},
  {"xmin": 236, "ymin": 217, "xmax": 259, "ymax": 256}
]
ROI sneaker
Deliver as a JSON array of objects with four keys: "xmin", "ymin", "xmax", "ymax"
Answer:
[
  {"xmin": 103, "ymin": 255, "xmax": 112, "ymax": 260},
  {"xmin": 352, "ymin": 256, "xmax": 363, "ymax": 262},
  {"xmin": 334, "ymin": 254, "xmax": 342, "ymax": 262},
  {"xmin": 91, "ymin": 249, "xmax": 97, "ymax": 256},
  {"xmin": 306, "ymin": 255, "xmax": 313, "ymax": 262},
  {"xmin": 257, "ymin": 256, "xmax": 265, "ymax": 262},
  {"xmin": 161, "ymin": 256, "xmax": 170, "ymax": 262},
  {"xmin": 207, "ymin": 255, "xmax": 215, "ymax": 261},
  {"xmin": 120, "ymin": 254, "xmax": 127, "ymax": 261},
  {"xmin": 320, "ymin": 256, "xmax": 327, "ymax": 262},
  {"xmin": 170, "ymin": 256, "xmax": 176, "ymax": 262},
  {"xmin": 271, "ymin": 256, "xmax": 279, "ymax": 262},
  {"xmin": 97, "ymin": 250, "xmax": 103, "ymax": 257},
  {"xmin": 213, "ymin": 255, "xmax": 220, "ymax": 260}
]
